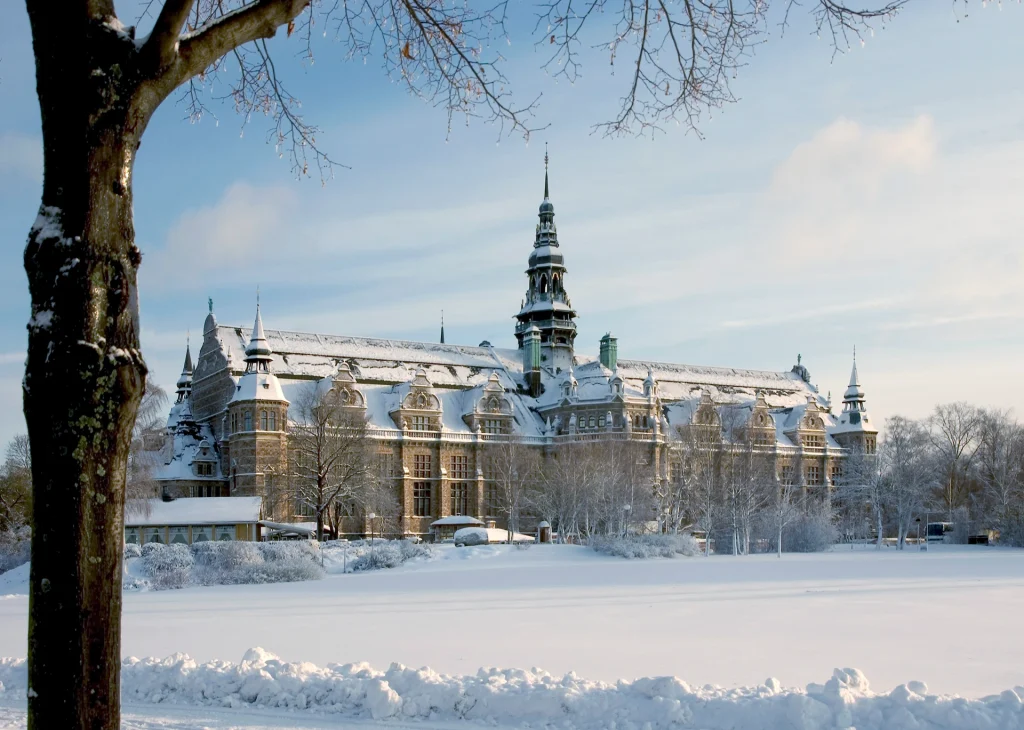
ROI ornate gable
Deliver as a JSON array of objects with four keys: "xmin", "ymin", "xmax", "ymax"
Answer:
[
  {"xmin": 786, "ymin": 396, "xmax": 827, "ymax": 448},
  {"xmin": 463, "ymin": 372, "xmax": 514, "ymax": 434},
  {"xmin": 329, "ymin": 361, "xmax": 366, "ymax": 409},
  {"xmin": 390, "ymin": 369, "xmax": 442, "ymax": 431}
]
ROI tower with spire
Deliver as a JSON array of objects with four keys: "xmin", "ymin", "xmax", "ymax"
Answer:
[
  {"xmin": 514, "ymin": 146, "xmax": 578, "ymax": 374},
  {"xmin": 224, "ymin": 299, "xmax": 290, "ymax": 513},
  {"xmin": 832, "ymin": 347, "xmax": 878, "ymax": 454}
]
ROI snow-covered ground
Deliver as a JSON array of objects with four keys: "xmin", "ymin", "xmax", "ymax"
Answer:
[{"xmin": 1, "ymin": 544, "xmax": 1023, "ymax": 729}]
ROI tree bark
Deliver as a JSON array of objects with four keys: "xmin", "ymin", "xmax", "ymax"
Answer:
[{"xmin": 24, "ymin": 7, "xmax": 151, "ymax": 728}]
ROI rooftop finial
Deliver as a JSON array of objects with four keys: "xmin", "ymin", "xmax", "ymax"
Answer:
[
  {"xmin": 208, "ymin": 297, "xmax": 213, "ymax": 314},
  {"xmin": 544, "ymin": 143, "xmax": 549, "ymax": 200},
  {"xmin": 440, "ymin": 310, "xmax": 445, "ymax": 344}
]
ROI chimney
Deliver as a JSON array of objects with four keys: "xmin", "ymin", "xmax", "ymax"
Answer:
[{"xmin": 599, "ymin": 333, "xmax": 618, "ymax": 370}]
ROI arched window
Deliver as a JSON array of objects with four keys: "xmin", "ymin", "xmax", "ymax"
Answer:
[
  {"xmin": 268, "ymin": 411, "xmax": 277, "ymax": 431},
  {"xmin": 540, "ymin": 275, "xmax": 548, "ymax": 294},
  {"xmin": 243, "ymin": 410, "xmax": 252, "ymax": 431},
  {"xmin": 230, "ymin": 412, "xmax": 237, "ymax": 432},
  {"xmin": 260, "ymin": 410, "xmax": 268, "ymax": 430},
  {"xmin": 588, "ymin": 416, "xmax": 596, "ymax": 428}
]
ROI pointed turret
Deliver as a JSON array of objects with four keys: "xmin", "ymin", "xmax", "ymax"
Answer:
[
  {"xmin": 175, "ymin": 339, "xmax": 194, "ymax": 404},
  {"xmin": 230, "ymin": 299, "xmax": 288, "ymax": 405},
  {"xmin": 832, "ymin": 347, "xmax": 878, "ymax": 453},
  {"xmin": 244, "ymin": 301, "xmax": 273, "ymax": 370},
  {"xmin": 440, "ymin": 311, "xmax": 445, "ymax": 345}
]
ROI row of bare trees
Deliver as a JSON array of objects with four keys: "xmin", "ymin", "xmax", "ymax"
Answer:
[{"xmin": 837, "ymin": 404, "xmax": 1024, "ymax": 548}]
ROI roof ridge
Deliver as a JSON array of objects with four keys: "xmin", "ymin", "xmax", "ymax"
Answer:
[{"xmin": 220, "ymin": 324, "xmax": 497, "ymax": 354}]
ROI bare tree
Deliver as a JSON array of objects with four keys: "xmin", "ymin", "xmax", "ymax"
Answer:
[
  {"xmin": 489, "ymin": 436, "xmax": 540, "ymax": 542},
  {"xmin": 677, "ymin": 418, "xmax": 723, "ymax": 556},
  {"xmin": 291, "ymin": 383, "xmax": 376, "ymax": 541},
  {"xmin": 882, "ymin": 415, "xmax": 934, "ymax": 549},
  {"xmin": 929, "ymin": 402, "xmax": 982, "ymax": 522},
  {"xmin": 0, "ymin": 436, "xmax": 32, "ymax": 532},
  {"xmin": 835, "ymin": 445, "xmax": 886, "ymax": 548},
  {"xmin": 126, "ymin": 381, "xmax": 169, "ymax": 516},
  {"xmin": 531, "ymin": 441, "xmax": 603, "ymax": 542},
  {"xmin": 19, "ymin": 0, "xmax": 928, "ymax": 723},
  {"xmin": 974, "ymin": 410, "xmax": 1024, "ymax": 546}
]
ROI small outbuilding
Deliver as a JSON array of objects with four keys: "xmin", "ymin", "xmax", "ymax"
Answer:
[
  {"xmin": 430, "ymin": 516, "xmax": 485, "ymax": 542},
  {"xmin": 124, "ymin": 497, "xmax": 263, "ymax": 545}
]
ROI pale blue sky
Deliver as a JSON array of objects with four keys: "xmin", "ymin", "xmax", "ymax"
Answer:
[{"xmin": 0, "ymin": 2, "xmax": 1022, "ymax": 447}]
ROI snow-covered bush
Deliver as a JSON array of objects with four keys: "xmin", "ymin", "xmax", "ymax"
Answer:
[
  {"xmin": 137, "ymin": 541, "xmax": 325, "ymax": 589},
  {"xmin": 0, "ymin": 527, "xmax": 30, "ymax": 574},
  {"xmin": 123, "ymin": 542, "xmax": 142, "ymax": 560},
  {"xmin": 140, "ymin": 543, "xmax": 194, "ymax": 590},
  {"xmin": 781, "ymin": 511, "xmax": 839, "ymax": 553},
  {"xmin": 349, "ymin": 539, "xmax": 432, "ymax": 571},
  {"xmin": 591, "ymin": 533, "xmax": 701, "ymax": 559},
  {"xmin": 453, "ymin": 527, "xmax": 489, "ymax": 546},
  {"xmin": 191, "ymin": 541, "xmax": 324, "ymax": 585}
]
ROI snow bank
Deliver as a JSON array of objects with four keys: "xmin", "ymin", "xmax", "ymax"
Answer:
[{"xmin": 0, "ymin": 650, "xmax": 1020, "ymax": 729}]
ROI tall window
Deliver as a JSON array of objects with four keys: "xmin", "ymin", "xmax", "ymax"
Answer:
[
  {"xmin": 260, "ymin": 410, "xmax": 268, "ymax": 430},
  {"xmin": 378, "ymin": 452, "xmax": 395, "ymax": 480},
  {"xmin": 413, "ymin": 454, "xmax": 431, "ymax": 478},
  {"xmin": 268, "ymin": 411, "xmax": 277, "ymax": 430},
  {"xmin": 485, "ymin": 484, "xmax": 501, "ymax": 516},
  {"xmin": 806, "ymin": 464, "xmax": 822, "ymax": 486},
  {"xmin": 451, "ymin": 483, "xmax": 469, "ymax": 515},
  {"xmin": 829, "ymin": 464, "xmax": 842, "ymax": 485},
  {"xmin": 449, "ymin": 455, "xmax": 469, "ymax": 480},
  {"xmin": 243, "ymin": 410, "xmax": 252, "ymax": 431},
  {"xmin": 483, "ymin": 419, "xmax": 503, "ymax": 435},
  {"xmin": 780, "ymin": 464, "xmax": 794, "ymax": 486},
  {"xmin": 413, "ymin": 482, "xmax": 431, "ymax": 516},
  {"xmin": 230, "ymin": 412, "xmax": 238, "ymax": 432}
]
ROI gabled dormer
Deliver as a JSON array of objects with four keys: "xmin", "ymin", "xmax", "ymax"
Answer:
[
  {"xmin": 329, "ymin": 361, "xmax": 366, "ymax": 409},
  {"xmin": 463, "ymin": 372, "xmax": 514, "ymax": 435},
  {"xmin": 391, "ymin": 369, "xmax": 442, "ymax": 432},
  {"xmin": 746, "ymin": 392, "xmax": 776, "ymax": 448},
  {"xmin": 787, "ymin": 396, "xmax": 827, "ymax": 450}
]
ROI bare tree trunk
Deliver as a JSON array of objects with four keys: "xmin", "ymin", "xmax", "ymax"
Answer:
[{"xmin": 24, "ymin": 8, "xmax": 150, "ymax": 728}]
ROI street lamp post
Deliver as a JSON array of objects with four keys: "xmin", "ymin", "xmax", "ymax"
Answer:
[{"xmin": 367, "ymin": 512, "xmax": 376, "ymax": 564}]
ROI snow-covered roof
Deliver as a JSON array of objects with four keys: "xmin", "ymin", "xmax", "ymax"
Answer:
[
  {"xmin": 431, "ymin": 516, "xmax": 485, "ymax": 527},
  {"xmin": 230, "ymin": 370, "xmax": 288, "ymax": 404},
  {"xmin": 155, "ymin": 419, "xmax": 223, "ymax": 482},
  {"xmin": 126, "ymin": 497, "xmax": 262, "ymax": 527}
]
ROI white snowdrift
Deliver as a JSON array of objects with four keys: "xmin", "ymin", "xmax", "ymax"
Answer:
[{"xmin": 0, "ymin": 648, "xmax": 1020, "ymax": 729}]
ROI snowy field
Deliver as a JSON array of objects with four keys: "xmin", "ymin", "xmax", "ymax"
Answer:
[{"xmin": 1, "ymin": 544, "xmax": 1023, "ymax": 728}]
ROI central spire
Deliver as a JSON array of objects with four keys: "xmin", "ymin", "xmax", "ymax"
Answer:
[
  {"xmin": 514, "ymin": 151, "xmax": 577, "ymax": 370},
  {"xmin": 544, "ymin": 142, "xmax": 549, "ymax": 200}
]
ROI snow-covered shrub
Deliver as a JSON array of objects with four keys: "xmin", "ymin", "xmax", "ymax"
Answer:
[
  {"xmin": 140, "ymin": 543, "xmax": 194, "ymax": 590},
  {"xmin": 453, "ymin": 527, "xmax": 489, "ymax": 546},
  {"xmin": 350, "ymin": 539, "xmax": 432, "ymax": 571},
  {"xmin": 140, "ymin": 542, "xmax": 164, "ymax": 559},
  {"xmin": 781, "ymin": 511, "xmax": 839, "ymax": 553},
  {"xmin": 123, "ymin": 542, "xmax": 142, "ymax": 560},
  {"xmin": 190, "ymin": 541, "xmax": 324, "ymax": 585},
  {"xmin": 590, "ymin": 533, "xmax": 701, "ymax": 559},
  {"xmin": 0, "ymin": 527, "xmax": 31, "ymax": 574}
]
